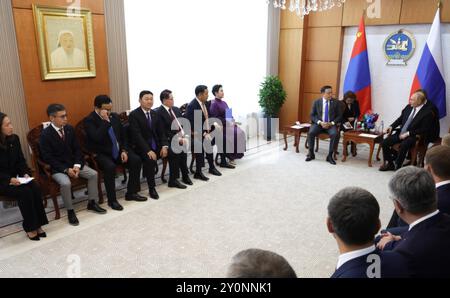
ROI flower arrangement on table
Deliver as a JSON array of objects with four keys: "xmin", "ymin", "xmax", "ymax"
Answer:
[{"xmin": 360, "ymin": 112, "xmax": 379, "ymax": 131}]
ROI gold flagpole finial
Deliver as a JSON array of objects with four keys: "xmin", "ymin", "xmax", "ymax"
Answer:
[{"xmin": 438, "ymin": 0, "xmax": 441, "ymax": 9}]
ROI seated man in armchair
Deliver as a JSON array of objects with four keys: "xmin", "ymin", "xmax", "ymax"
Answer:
[{"xmin": 379, "ymin": 90, "xmax": 434, "ymax": 171}]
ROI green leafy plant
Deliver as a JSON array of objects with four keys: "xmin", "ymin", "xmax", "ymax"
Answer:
[{"xmin": 258, "ymin": 76, "xmax": 287, "ymax": 118}]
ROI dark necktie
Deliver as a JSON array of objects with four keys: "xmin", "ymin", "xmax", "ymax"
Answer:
[
  {"xmin": 146, "ymin": 112, "xmax": 157, "ymax": 151},
  {"xmin": 108, "ymin": 126, "xmax": 119, "ymax": 160},
  {"xmin": 169, "ymin": 108, "xmax": 175, "ymax": 121},
  {"xmin": 59, "ymin": 128, "xmax": 65, "ymax": 141},
  {"xmin": 324, "ymin": 101, "xmax": 330, "ymax": 122}
]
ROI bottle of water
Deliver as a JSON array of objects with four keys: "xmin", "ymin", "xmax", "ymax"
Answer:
[{"xmin": 380, "ymin": 121, "xmax": 384, "ymax": 134}]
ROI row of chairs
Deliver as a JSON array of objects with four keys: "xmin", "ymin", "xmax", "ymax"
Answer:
[{"xmin": 1, "ymin": 108, "xmax": 228, "ymax": 221}]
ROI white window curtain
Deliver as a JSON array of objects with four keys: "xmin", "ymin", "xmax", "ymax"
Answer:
[{"xmin": 124, "ymin": 0, "xmax": 268, "ymax": 122}]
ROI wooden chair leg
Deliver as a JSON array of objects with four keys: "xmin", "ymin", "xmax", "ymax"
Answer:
[
  {"xmin": 410, "ymin": 148, "xmax": 418, "ymax": 167},
  {"xmin": 51, "ymin": 195, "xmax": 61, "ymax": 220},
  {"xmin": 161, "ymin": 158, "xmax": 168, "ymax": 183},
  {"xmin": 315, "ymin": 137, "xmax": 319, "ymax": 153},
  {"xmin": 376, "ymin": 144, "xmax": 382, "ymax": 161}
]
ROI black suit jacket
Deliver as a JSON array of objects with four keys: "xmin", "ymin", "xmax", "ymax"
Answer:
[
  {"xmin": 390, "ymin": 212, "xmax": 450, "ymax": 278},
  {"xmin": 390, "ymin": 104, "xmax": 434, "ymax": 140},
  {"xmin": 0, "ymin": 135, "xmax": 31, "ymax": 188},
  {"xmin": 310, "ymin": 98, "xmax": 343, "ymax": 125},
  {"xmin": 128, "ymin": 107, "xmax": 162, "ymax": 155},
  {"xmin": 39, "ymin": 124, "xmax": 84, "ymax": 174},
  {"xmin": 185, "ymin": 99, "xmax": 217, "ymax": 135},
  {"xmin": 437, "ymin": 183, "xmax": 450, "ymax": 215},
  {"xmin": 424, "ymin": 100, "xmax": 441, "ymax": 143},
  {"xmin": 343, "ymin": 100, "xmax": 361, "ymax": 121},
  {"xmin": 155, "ymin": 106, "xmax": 184, "ymax": 148},
  {"xmin": 83, "ymin": 111, "xmax": 127, "ymax": 157}
]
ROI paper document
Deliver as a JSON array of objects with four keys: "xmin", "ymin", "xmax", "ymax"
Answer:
[
  {"xmin": 17, "ymin": 177, "xmax": 34, "ymax": 185},
  {"xmin": 359, "ymin": 133, "xmax": 379, "ymax": 139}
]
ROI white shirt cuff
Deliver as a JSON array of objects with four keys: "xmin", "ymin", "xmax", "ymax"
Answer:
[{"xmin": 74, "ymin": 164, "xmax": 81, "ymax": 169}]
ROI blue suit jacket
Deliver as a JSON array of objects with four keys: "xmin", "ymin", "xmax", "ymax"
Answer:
[
  {"xmin": 437, "ymin": 183, "xmax": 450, "ymax": 215},
  {"xmin": 386, "ymin": 212, "xmax": 450, "ymax": 278},
  {"xmin": 331, "ymin": 250, "xmax": 408, "ymax": 278}
]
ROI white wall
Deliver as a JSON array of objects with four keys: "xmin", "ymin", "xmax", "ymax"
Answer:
[
  {"xmin": 124, "ymin": 0, "xmax": 268, "ymax": 122},
  {"xmin": 340, "ymin": 24, "xmax": 450, "ymax": 136}
]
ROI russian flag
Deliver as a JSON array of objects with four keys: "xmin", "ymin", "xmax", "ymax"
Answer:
[
  {"xmin": 410, "ymin": 8, "xmax": 446, "ymax": 119},
  {"xmin": 344, "ymin": 16, "xmax": 372, "ymax": 117}
]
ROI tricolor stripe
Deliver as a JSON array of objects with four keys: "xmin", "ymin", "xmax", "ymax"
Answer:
[
  {"xmin": 344, "ymin": 16, "xmax": 372, "ymax": 117},
  {"xmin": 410, "ymin": 8, "xmax": 446, "ymax": 119}
]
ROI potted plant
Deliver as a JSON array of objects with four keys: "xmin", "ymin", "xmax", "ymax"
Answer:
[{"xmin": 258, "ymin": 76, "xmax": 287, "ymax": 141}]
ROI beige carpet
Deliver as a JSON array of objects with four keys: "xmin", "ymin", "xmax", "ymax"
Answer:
[{"xmin": 0, "ymin": 137, "xmax": 395, "ymax": 278}]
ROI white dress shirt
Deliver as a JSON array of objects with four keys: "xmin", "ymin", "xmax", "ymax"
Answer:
[
  {"xmin": 408, "ymin": 210, "xmax": 440, "ymax": 231},
  {"xmin": 318, "ymin": 98, "xmax": 335, "ymax": 126},
  {"xmin": 436, "ymin": 180, "xmax": 450, "ymax": 189},
  {"xmin": 336, "ymin": 245, "xmax": 376, "ymax": 270}
]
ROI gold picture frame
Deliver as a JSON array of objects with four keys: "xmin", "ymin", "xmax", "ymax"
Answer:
[{"xmin": 32, "ymin": 4, "xmax": 96, "ymax": 81}]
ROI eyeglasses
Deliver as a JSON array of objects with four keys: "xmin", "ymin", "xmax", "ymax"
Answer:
[{"xmin": 54, "ymin": 114, "xmax": 68, "ymax": 119}]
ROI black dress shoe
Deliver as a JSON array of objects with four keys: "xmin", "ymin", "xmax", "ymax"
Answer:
[
  {"xmin": 194, "ymin": 172, "xmax": 209, "ymax": 181},
  {"xmin": 182, "ymin": 176, "xmax": 193, "ymax": 185},
  {"xmin": 37, "ymin": 232, "xmax": 47, "ymax": 238},
  {"xmin": 87, "ymin": 201, "xmax": 107, "ymax": 214},
  {"xmin": 379, "ymin": 163, "xmax": 395, "ymax": 172},
  {"xmin": 68, "ymin": 210, "xmax": 79, "ymax": 226},
  {"xmin": 27, "ymin": 233, "xmax": 40, "ymax": 241},
  {"xmin": 125, "ymin": 193, "xmax": 148, "ymax": 202},
  {"xmin": 168, "ymin": 180, "xmax": 187, "ymax": 189},
  {"xmin": 136, "ymin": 194, "xmax": 148, "ymax": 200},
  {"xmin": 209, "ymin": 168, "xmax": 222, "ymax": 176},
  {"xmin": 108, "ymin": 201, "xmax": 124, "ymax": 211},
  {"xmin": 219, "ymin": 163, "xmax": 235, "ymax": 169},
  {"xmin": 149, "ymin": 188, "xmax": 159, "ymax": 200},
  {"xmin": 305, "ymin": 155, "xmax": 315, "ymax": 162},
  {"xmin": 326, "ymin": 155, "xmax": 337, "ymax": 165}
]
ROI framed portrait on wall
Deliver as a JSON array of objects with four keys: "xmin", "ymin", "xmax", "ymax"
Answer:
[{"xmin": 32, "ymin": 4, "xmax": 96, "ymax": 81}]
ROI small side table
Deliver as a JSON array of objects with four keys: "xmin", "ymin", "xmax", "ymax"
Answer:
[
  {"xmin": 283, "ymin": 125, "xmax": 310, "ymax": 153},
  {"xmin": 342, "ymin": 130, "xmax": 384, "ymax": 167}
]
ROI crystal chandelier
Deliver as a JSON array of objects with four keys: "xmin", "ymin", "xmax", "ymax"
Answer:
[{"xmin": 267, "ymin": 0, "xmax": 346, "ymax": 18}]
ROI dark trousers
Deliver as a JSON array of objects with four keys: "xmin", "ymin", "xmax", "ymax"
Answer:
[
  {"xmin": 95, "ymin": 151, "xmax": 142, "ymax": 202},
  {"xmin": 194, "ymin": 152, "xmax": 214, "ymax": 173},
  {"xmin": 381, "ymin": 134, "xmax": 416, "ymax": 167},
  {"xmin": 0, "ymin": 182, "xmax": 49, "ymax": 232},
  {"xmin": 307, "ymin": 124, "xmax": 339, "ymax": 156},
  {"xmin": 192, "ymin": 135, "xmax": 214, "ymax": 173},
  {"xmin": 168, "ymin": 148, "xmax": 189, "ymax": 183},
  {"xmin": 218, "ymin": 132, "xmax": 229, "ymax": 165},
  {"xmin": 139, "ymin": 153, "xmax": 157, "ymax": 189}
]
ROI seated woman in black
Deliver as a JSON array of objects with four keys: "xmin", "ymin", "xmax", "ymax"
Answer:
[
  {"xmin": 342, "ymin": 91, "xmax": 361, "ymax": 130},
  {"xmin": 0, "ymin": 113, "xmax": 48, "ymax": 241},
  {"xmin": 341, "ymin": 91, "xmax": 361, "ymax": 156}
]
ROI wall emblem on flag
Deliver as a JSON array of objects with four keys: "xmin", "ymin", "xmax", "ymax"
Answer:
[{"xmin": 383, "ymin": 30, "xmax": 416, "ymax": 66}]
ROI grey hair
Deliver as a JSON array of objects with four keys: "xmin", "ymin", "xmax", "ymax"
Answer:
[
  {"xmin": 226, "ymin": 249, "xmax": 297, "ymax": 278},
  {"xmin": 442, "ymin": 134, "xmax": 450, "ymax": 147},
  {"xmin": 388, "ymin": 166, "xmax": 437, "ymax": 215}
]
